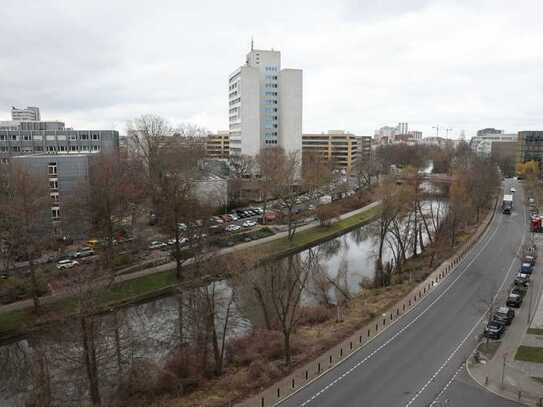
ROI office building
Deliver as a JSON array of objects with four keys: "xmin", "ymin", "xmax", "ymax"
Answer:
[
  {"xmin": 228, "ymin": 46, "xmax": 302, "ymax": 157},
  {"xmin": 11, "ymin": 154, "xmax": 91, "ymax": 235},
  {"xmin": 470, "ymin": 132, "xmax": 517, "ymax": 157},
  {"xmin": 302, "ymin": 130, "xmax": 371, "ymax": 174},
  {"xmin": 206, "ymin": 131, "xmax": 230, "ymax": 159},
  {"xmin": 517, "ymin": 131, "xmax": 543, "ymax": 164},
  {"xmin": 0, "ymin": 108, "xmax": 119, "ymax": 160},
  {"xmin": 477, "ymin": 128, "xmax": 503, "ymax": 137},
  {"xmin": 11, "ymin": 106, "xmax": 40, "ymax": 121}
]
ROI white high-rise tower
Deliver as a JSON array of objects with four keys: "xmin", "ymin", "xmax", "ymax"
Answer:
[{"xmin": 228, "ymin": 45, "xmax": 302, "ymax": 157}]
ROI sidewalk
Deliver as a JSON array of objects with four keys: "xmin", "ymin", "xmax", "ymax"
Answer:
[
  {"xmin": 468, "ymin": 234, "xmax": 543, "ymax": 406},
  {"xmin": 0, "ymin": 201, "xmax": 381, "ymax": 315}
]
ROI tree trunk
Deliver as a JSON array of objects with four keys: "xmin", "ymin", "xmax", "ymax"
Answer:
[
  {"xmin": 283, "ymin": 330, "xmax": 291, "ymax": 366},
  {"xmin": 177, "ymin": 291, "xmax": 185, "ymax": 345},
  {"xmin": 81, "ymin": 316, "xmax": 101, "ymax": 406},
  {"xmin": 253, "ymin": 286, "xmax": 272, "ymax": 330},
  {"xmin": 29, "ymin": 258, "xmax": 40, "ymax": 314}
]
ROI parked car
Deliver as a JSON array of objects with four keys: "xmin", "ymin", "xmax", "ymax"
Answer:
[
  {"xmin": 242, "ymin": 220, "xmax": 257, "ymax": 228},
  {"xmin": 524, "ymin": 255, "xmax": 536, "ymax": 266},
  {"xmin": 510, "ymin": 187, "xmax": 516, "ymax": 193},
  {"xmin": 521, "ymin": 262, "xmax": 534, "ymax": 275},
  {"xmin": 506, "ymin": 293, "xmax": 523, "ymax": 308},
  {"xmin": 148, "ymin": 240, "xmax": 167, "ymax": 250},
  {"xmin": 225, "ymin": 224, "xmax": 241, "ymax": 232},
  {"xmin": 484, "ymin": 320, "xmax": 506, "ymax": 339},
  {"xmin": 167, "ymin": 238, "xmax": 188, "ymax": 246},
  {"xmin": 229, "ymin": 214, "xmax": 239, "ymax": 221},
  {"xmin": 493, "ymin": 306, "xmax": 515, "ymax": 325},
  {"xmin": 56, "ymin": 259, "xmax": 79, "ymax": 270},
  {"xmin": 74, "ymin": 248, "xmax": 95, "ymax": 258},
  {"xmin": 515, "ymin": 272, "xmax": 530, "ymax": 284}
]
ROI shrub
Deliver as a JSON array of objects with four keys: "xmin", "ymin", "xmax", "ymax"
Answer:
[
  {"xmin": 298, "ymin": 305, "xmax": 333, "ymax": 326},
  {"xmin": 227, "ymin": 330, "xmax": 284, "ymax": 366}
]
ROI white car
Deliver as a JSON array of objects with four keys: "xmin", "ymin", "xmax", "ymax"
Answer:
[
  {"xmin": 148, "ymin": 240, "xmax": 167, "ymax": 250},
  {"xmin": 167, "ymin": 238, "xmax": 188, "ymax": 246},
  {"xmin": 510, "ymin": 187, "xmax": 516, "ymax": 193},
  {"xmin": 242, "ymin": 220, "xmax": 257, "ymax": 228},
  {"xmin": 225, "ymin": 224, "xmax": 241, "ymax": 232},
  {"xmin": 56, "ymin": 259, "xmax": 79, "ymax": 270}
]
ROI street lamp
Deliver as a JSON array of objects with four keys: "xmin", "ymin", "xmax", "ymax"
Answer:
[
  {"xmin": 445, "ymin": 128, "xmax": 453, "ymax": 138},
  {"xmin": 432, "ymin": 125, "xmax": 440, "ymax": 137}
]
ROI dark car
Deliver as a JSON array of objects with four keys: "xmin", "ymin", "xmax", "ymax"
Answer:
[
  {"xmin": 511, "ymin": 286, "xmax": 527, "ymax": 298},
  {"xmin": 484, "ymin": 320, "xmax": 506, "ymax": 339},
  {"xmin": 521, "ymin": 262, "xmax": 534, "ymax": 275},
  {"xmin": 493, "ymin": 306, "xmax": 515, "ymax": 325},
  {"xmin": 74, "ymin": 248, "xmax": 96, "ymax": 259},
  {"xmin": 506, "ymin": 293, "xmax": 523, "ymax": 308}
]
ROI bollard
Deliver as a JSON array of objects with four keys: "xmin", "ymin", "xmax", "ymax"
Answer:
[
  {"xmin": 485, "ymin": 376, "xmax": 488, "ymax": 385},
  {"xmin": 383, "ymin": 319, "xmax": 386, "ymax": 326},
  {"xmin": 376, "ymin": 323, "xmax": 378, "ymax": 331},
  {"xmin": 396, "ymin": 309, "xmax": 399, "ymax": 316},
  {"xmin": 261, "ymin": 397, "xmax": 265, "ymax": 407},
  {"xmin": 318, "ymin": 362, "xmax": 321, "ymax": 373},
  {"xmin": 518, "ymin": 391, "xmax": 521, "ymax": 400},
  {"xmin": 538, "ymin": 397, "xmax": 542, "ymax": 407},
  {"xmin": 329, "ymin": 355, "xmax": 333, "ymax": 364},
  {"xmin": 409, "ymin": 299, "xmax": 411, "ymax": 306},
  {"xmin": 368, "ymin": 329, "xmax": 370, "ymax": 337},
  {"xmin": 403, "ymin": 303, "xmax": 406, "ymax": 311},
  {"xmin": 359, "ymin": 335, "xmax": 362, "ymax": 343},
  {"xmin": 340, "ymin": 348, "xmax": 343, "ymax": 357},
  {"xmin": 292, "ymin": 378, "xmax": 295, "ymax": 389},
  {"xmin": 305, "ymin": 370, "xmax": 308, "ymax": 380},
  {"xmin": 277, "ymin": 388, "xmax": 280, "ymax": 398},
  {"xmin": 350, "ymin": 341, "xmax": 353, "ymax": 350}
]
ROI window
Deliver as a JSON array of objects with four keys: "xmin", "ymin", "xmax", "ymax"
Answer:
[
  {"xmin": 11, "ymin": 146, "xmax": 20, "ymax": 152},
  {"xmin": 80, "ymin": 134, "xmax": 89, "ymax": 140},
  {"xmin": 49, "ymin": 180, "xmax": 58, "ymax": 190},
  {"xmin": 48, "ymin": 163, "xmax": 57, "ymax": 175},
  {"xmin": 35, "ymin": 146, "xmax": 43, "ymax": 152},
  {"xmin": 92, "ymin": 145, "xmax": 100, "ymax": 151},
  {"xmin": 51, "ymin": 207, "xmax": 60, "ymax": 220},
  {"xmin": 23, "ymin": 134, "xmax": 32, "ymax": 141},
  {"xmin": 50, "ymin": 192, "xmax": 59, "ymax": 203},
  {"xmin": 70, "ymin": 145, "xmax": 78, "ymax": 151},
  {"xmin": 69, "ymin": 134, "xmax": 77, "ymax": 141},
  {"xmin": 46, "ymin": 145, "xmax": 56, "ymax": 152}
]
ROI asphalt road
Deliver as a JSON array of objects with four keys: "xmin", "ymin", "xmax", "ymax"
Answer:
[{"xmin": 280, "ymin": 178, "xmax": 526, "ymax": 407}]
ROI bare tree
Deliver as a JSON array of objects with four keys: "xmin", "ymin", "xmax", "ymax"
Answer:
[
  {"xmin": 0, "ymin": 162, "xmax": 50, "ymax": 313},
  {"xmin": 257, "ymin": 147, "xmax": 287, "ymax": 224},
  {"xmin": 275, "ymin": 149, "xmax": 303, "ymax": 241}
]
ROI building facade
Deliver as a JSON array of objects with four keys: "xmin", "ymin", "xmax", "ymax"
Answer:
[
  {"xmin": 206, "ymin": 131, "xmax": 230, "ymax": 159},
  {"xmin": 302, "ymin": 130, "xmax": 370, "ymax": 174},
  {"xmin": 517, "ymin": 131, "xmax": 543, "ymax": 163},
  {"xmin": 374, "ymin": 122, "xmax": 422, "ymax": 145},
  {"xmin": 11, "ymin": 106, "xmax": 40, "ymax": 121},
  {"xmin": 228, "ymin": 47, "xmax": 302, "ymax": 157},
  {"xmin": 11, "ymin": 154, "xmax": 91, "ymax": 235},
  {"xmin": 470, "ymin": 132, "xmax": 517, "ymax": 156},
  {"xmin": 0, "ymin": 128, "xmax": 119, "ymax": 159}
]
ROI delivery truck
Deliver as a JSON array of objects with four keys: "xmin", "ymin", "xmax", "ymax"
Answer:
[{"xmin": 502, "ymin": 194, "xmax": 513, "ymax": 215}]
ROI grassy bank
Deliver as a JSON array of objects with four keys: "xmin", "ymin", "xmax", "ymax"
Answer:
[
  {"xmin": 515, "ymin": 346, "xmax": 543, "ymax": 363},
  {"xmin": 528, "ymin": 328, "xmax": 543, "ymax": 336},
  {"xmin": 0, "ymin": 204, "xmax": 381, "ymax": 340}
]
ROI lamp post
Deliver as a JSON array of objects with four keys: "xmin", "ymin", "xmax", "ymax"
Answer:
[
  {"xmin": 445, "ymin": 128, "xmax": 453, "ymax": 138},
  {"xmin": 432, "ymin": 125, "xmax": 440, "ymax": 138}
]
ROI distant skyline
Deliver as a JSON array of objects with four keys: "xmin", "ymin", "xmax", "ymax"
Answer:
[{"xmin": 1, "ymin": 0, "xmax": 542, "ymax": 138}]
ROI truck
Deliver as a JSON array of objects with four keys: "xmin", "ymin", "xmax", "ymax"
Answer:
[{"xmin": 502, "ymin": 194, "xmax": 513, "ymax": 215}]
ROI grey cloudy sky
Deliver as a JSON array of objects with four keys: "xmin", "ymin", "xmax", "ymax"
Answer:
[{"xmin": 1, "ymin": 0, "xmax": 542, "ymax": 138}]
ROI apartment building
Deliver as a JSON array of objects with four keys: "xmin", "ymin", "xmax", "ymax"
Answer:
[
  {"xmin": 228, "ymin": 46, "xmax": 302, "ymax": 157},
  {"xmin": 206, "ymin": 131, "xmax": 230, "ymax": 159},
  {"xmin": 302, "ymin": 130, "xmax": 371, "ymax": 174}
]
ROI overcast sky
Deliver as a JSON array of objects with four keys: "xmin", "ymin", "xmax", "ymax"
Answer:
[{"xmin": 1, "ymin": 0, "xmax": 542, "ymax": 138}]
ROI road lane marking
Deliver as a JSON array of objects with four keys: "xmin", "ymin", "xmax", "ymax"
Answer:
[
  {"xmin": 405, "ymin": 198, "xmax": 527, "ymax": 407},
  {"xmin": 293, "ymin": 213, "xmax": 502, "ymax": 407}
]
